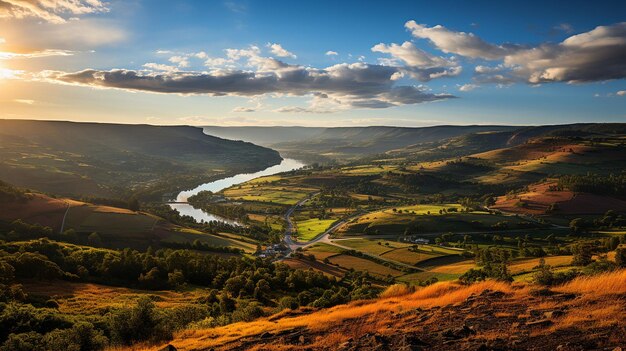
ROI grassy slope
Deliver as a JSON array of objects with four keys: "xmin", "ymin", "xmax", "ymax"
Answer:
[
  {"xmin": 156, "ymin": 270, "xmax": 626, "ymax": 351},
  {"xmin": 0, "ymin": 119, "xmax": 281, "ymax": 198},
  {"xmin": 0, "ymin": 191, "xmax": 257, "ymax": 252}
]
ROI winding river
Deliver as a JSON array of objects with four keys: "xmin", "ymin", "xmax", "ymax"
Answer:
[{"xmin": 169, "ymin": 158, "xmax": 306, "ymax": 225}]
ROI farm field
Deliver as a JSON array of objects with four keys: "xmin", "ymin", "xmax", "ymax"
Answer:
[
  {"xmin": 333, "ymin": 238, "xmax": 410, "ymax": 255},
  {"xmin": 340, "ymin": 209, "xmax": 536, "ymax": 236},
  {"xmin": 328, "ymin": 254, "xmax": 404, "ymax": 278},
  {"xmin": 294, "ymin": 218, "xmax": 336, "ymax": 241}
]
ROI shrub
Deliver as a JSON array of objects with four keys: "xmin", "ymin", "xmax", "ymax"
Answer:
[
  {"xmin": 277, "ymin": 296, "xmax": 299, "ymax": 310},
  {"xmin": 44, "ymin": 322, "xmax": 108, "ymax": 351}
]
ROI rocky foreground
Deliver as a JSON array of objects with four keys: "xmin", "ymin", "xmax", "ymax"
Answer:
[{"xmin": 156, "ymin": 271, "xmax": 626, "ymax": 351}]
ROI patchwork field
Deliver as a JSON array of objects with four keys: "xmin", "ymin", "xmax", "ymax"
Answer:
[
  {"xmin": 328, "ymin": 254, "xmax": 404, "ymax": 277},
  {"xmin": 340, "ymin": 207, "xmax": 536, "ymax": 236}
]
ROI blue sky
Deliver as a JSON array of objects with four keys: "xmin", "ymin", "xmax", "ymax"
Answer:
[{"xmin": 0, "ymin": 0, "xmax": 625, "ymax": 126}]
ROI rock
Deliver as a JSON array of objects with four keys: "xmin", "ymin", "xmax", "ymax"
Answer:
[
  {"xmin": 298, "ymin": 335, "xmax": 305, "ymax": 344},
  {"xmin": 260, "ymin": 331, "xmax": 273, "ymax": 339},
  {"xmin": 442, "ymin": 324, "xmax": 476, "ymax": 339},
  {"xmin": 158, "ymin": 345, "xmax": 177, "ymax": 351},
  {"xmin": 613, "ymin": 348, "xmax": 623, "ymax": 351},
  {"xmin": 543, "ymin": 310, "xmax": 565, "ymax": 319},
  {"xmin": 525, "ymin": 319, "xmax": 553, "ymax": 327}
]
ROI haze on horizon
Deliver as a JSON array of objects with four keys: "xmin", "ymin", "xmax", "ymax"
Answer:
[{"xmin": 0, "ymin": 0, "xmax": 625, "ymax": 127}]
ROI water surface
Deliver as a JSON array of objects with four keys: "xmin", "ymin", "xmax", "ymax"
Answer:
[{"xmin": 170, "ymin": 158, "xmax": 305, "ymax": 225}]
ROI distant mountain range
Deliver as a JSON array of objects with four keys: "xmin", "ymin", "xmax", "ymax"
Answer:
[{"xmin": 204, "ymin": 124, "xmax": 626, "ymax": 162}]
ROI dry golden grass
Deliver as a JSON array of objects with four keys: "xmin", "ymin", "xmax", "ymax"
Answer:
[
  {"xmin": 145, "ymin": 270, "xmax": 626, "ymax": 350},
  {"xmin": 159, "ymin": 280, "xmax": 519, "ymax": 350},
  {"xmin": 378, "ymin": 284, "xmax": 416, "ymax": 298},
  {"xmin": 555, "ymin": 269, "xmax": 626, "ymax": 296},
  {"xmin": 22, "ymin": 281, "xmax": 205, "ymax": 314}
]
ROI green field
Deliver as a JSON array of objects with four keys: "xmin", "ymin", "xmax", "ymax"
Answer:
[
  {"xmin": 224, "ymin": 184, "xmax": 314, "ymax": 205},
  {"xmin": 295, "ymin": 218, "xmax": 336, "ymax": 241}
]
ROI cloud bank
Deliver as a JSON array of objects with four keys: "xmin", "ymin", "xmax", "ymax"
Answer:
[
  {"xmin": 406, "ymin": 21, "xmax": 626, "ymax": 84},
  {"xmin": 41, "ymin": 61, "xmax": 455, "ymax": 110},
  {"xmin": 0, "ymin": 0, "xmax": 108, "ymax": 23}
]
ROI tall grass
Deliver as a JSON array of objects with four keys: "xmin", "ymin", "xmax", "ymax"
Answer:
[{"xmin": 556, "ymin": 269, "xmax": 626, "ymax": 295}]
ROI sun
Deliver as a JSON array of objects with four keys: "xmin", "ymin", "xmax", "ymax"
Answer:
[{"xmin": 0, "ymin": 62, "xmax": 21, "ymax": 80}]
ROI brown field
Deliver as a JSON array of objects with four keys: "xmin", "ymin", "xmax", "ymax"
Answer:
[
  {"xmin": 429, "ymin": 255, "xmax": 574, "ymax": 275},
  {"xmin": 380, "ymin": 247, "xmax": 442, "ymax": 266},
  {"xmin": 282, "ymin": 258, "xmax": 347, "ymax": 278},
  {"xmin": 0, "ymin": 193, "xmax": 84, "ymax": 230},
  {"xmin": 153, "ymin": 269, "xmax": 626, "ymax": 351},
  {"xmin": 493, "ymin": 181, "xmax": 626, "ymax": 215},
  {"xmin": 328, "ymin": 254, "xmax": 404, "ymax": 277}
]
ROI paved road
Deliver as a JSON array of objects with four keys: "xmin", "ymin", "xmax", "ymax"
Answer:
[
  {"xmin": 59, "ymin": 201, "xmax": 71, "ymax": 234},
  {"xmin": 282, "ymin": 205, "xmax": 421, "ymax": 271},
  {"xmin": 283, "ymin": 193, "xmax": 319, "ymax": 250}
]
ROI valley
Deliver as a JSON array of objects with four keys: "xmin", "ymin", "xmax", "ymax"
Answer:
[{"xmin": 1, "ymin": 121, "xmax": 625, "ymax": 351}]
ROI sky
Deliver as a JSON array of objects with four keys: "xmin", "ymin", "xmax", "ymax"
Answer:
[{"xmin": 0, "ymin": 0, "xmax": 625, "ymax": 127}]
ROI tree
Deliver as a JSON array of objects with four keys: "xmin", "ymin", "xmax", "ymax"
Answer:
[
  {"xmin": 277, "ymin": 296, "xmax": 299, "ymax": 310},
  {"xmin": 139, "ymin": 267, "xmax": 168, "ymax": 290},
  {"xmin": 128, "ymin": 197, "xmax": 140, "ymax": 212},
  {"xmin": 109, "ymin": 297, "xmax": 163, "ymax": 345},
  {"xmin": 569, "ymin": 218, "xmax": 588, "ymax": 234},
  {"xmin": 167, "ymin": 270, "xmax": 185, "ymax": 289},
  {"xmin": 87, "ymin": 232, "xmax": 102, "ymax": 247},
  {"xmin": 44, "ymin": 322, "xmax": 108, "ymax": 351},
  {"xmin": 572, "ymin": 243, "xmax": 594, "ymax": 266},
  {"xmin": 616, "ymin": 248, "xmax": 626, "ymax": 268}
]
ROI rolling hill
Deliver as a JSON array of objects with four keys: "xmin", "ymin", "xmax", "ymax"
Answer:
[
  {"xmin": 0, "ymin": 185, "xmax": 258, "ymax": 252},
  {"xmin": 0, "ymin": 120, "xmax": 282, "ymax": 199},
  {"xmin": 204, "ymin": 125, "xmax": 519, "ymax": 162}
]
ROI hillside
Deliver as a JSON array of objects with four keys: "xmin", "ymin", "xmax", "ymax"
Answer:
[
  {"xmin": 0, "ymin": 120, "xmax": 282, "ymax": 199},
  {"xmin": 204, "ymin": 125, "xmax": 519, "ymax": 162},
  {"xmin": 157, "ymin": 270, "xmax": 626, "ymax": 350},
  {"xmin": 0, "ymin": 185, "xmax": 258, "ymax": 252}
]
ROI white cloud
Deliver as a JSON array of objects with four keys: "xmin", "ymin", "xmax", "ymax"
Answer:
[
  {"xmin": 458, "ymin": 83, "xmax": 478, "ymax": 92},
  {"xmin": 143, "ymin": 63, "xmax": 178, "ymax": 72},
  {"xmin": 325, "ymin": 50, "xmax": 338, "ymax": 56},
  {"xmin": 372, "ymin": 41, "xmax": 454, "ymax": 68},
  {"xmin": 554, "ymin": 23, "xmax": 574, "ymax": 34},
  {"xmin": 13, "ymin": 99, "xmax": 34, "ymax": 104},
  {"xmin": 0, "ymin": 48, "xmax": 74, "ymax": 59},
  {"xmin": 371, "ymin": 41, "xmax": 462, "ymax": 81},
  {"xmin": 0, "ymin": 0, "xmax": 108, "ymax": 24},
  {"xmin": 267, "ymin": 43, "xmax": 296, "ymax": 59},
  {"xmin": 405, "ymin": 20, "xmax": 523, "ymax": 59},
  {"xmin": 232, "ymin": 106, "xmax": 256, "ymax": 112},
  {"xmin": 169, "ymin": 56, "xmax": 190, "ymax": 68},
  {"xmin": 407, "ymin": 21, "xmax": 626, "ymax": 84},
  {"xmin": 617, "ymin": 90, "xmax": 626, "ymax": 96}
]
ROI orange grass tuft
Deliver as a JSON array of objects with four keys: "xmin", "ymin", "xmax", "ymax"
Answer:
[{"xmin": 555, "ymin": 269, "xmax": 626, "ymax": 296}]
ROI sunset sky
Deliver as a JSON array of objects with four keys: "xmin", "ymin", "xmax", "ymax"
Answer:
[{"xmin": 1, "ymin": 0, "xmax": 625, "ymax": 126}]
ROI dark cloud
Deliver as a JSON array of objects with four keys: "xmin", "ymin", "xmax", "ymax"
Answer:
[{"xmin": 42, "ymin": 62, "xmax": 455, "ymax": 109}]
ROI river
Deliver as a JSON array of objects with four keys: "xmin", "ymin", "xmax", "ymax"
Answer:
[{"xmin": 169, "ymin": 158, "xmax": 306, "ymax": 225}]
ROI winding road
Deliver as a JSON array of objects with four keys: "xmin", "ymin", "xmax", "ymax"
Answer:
[{"xmin": 281, "ymin": 199, "xmax": 421, "ymax": 271}]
